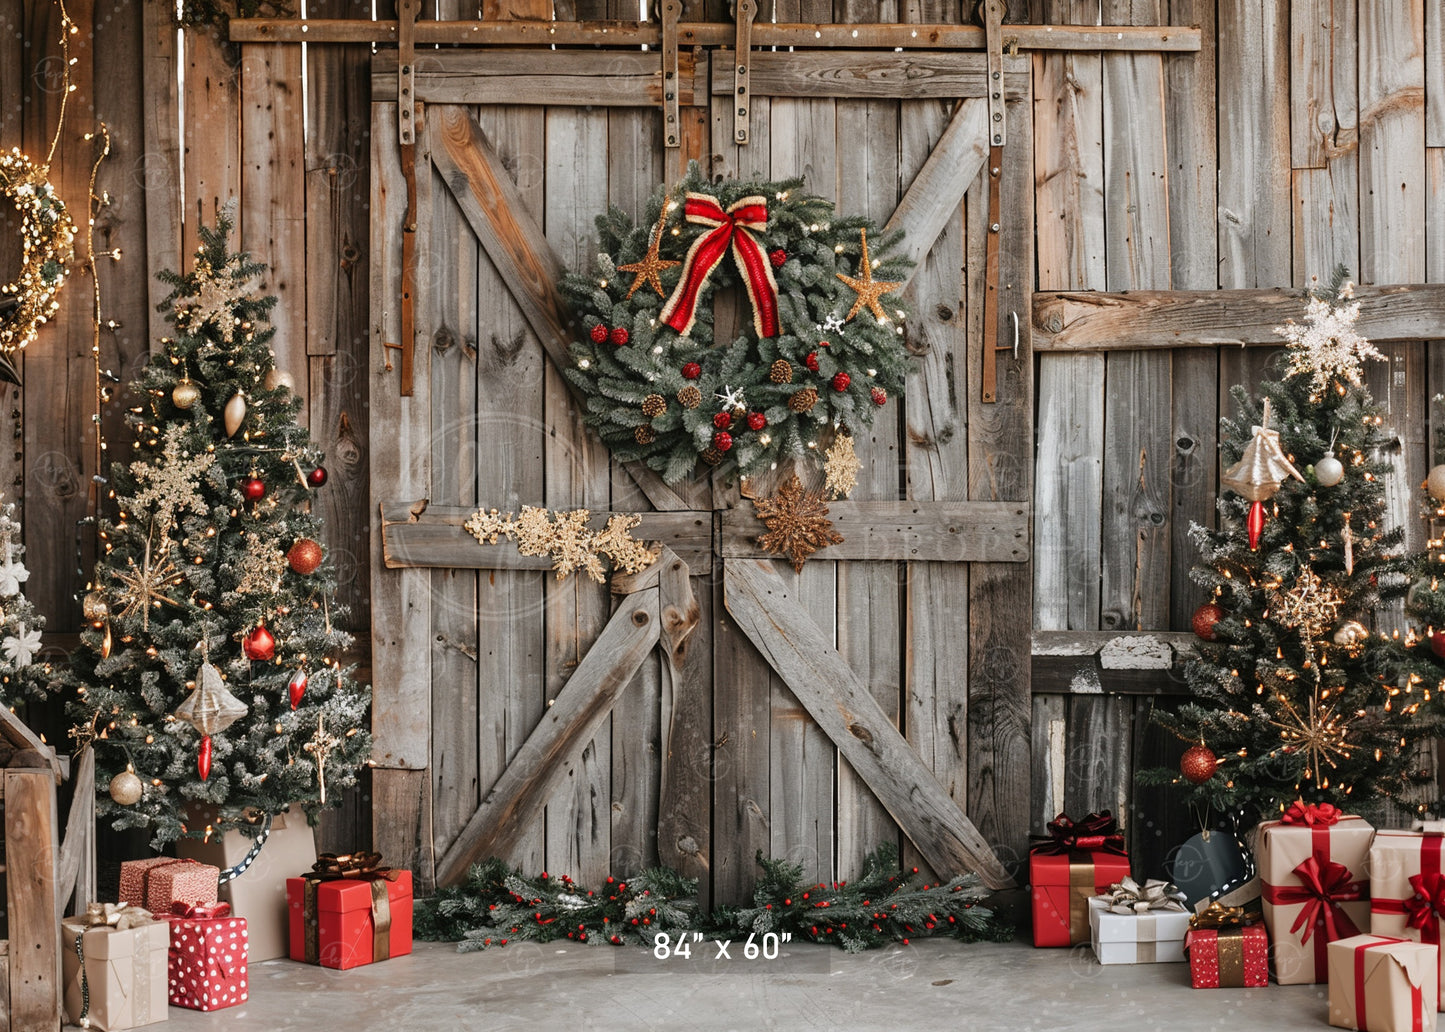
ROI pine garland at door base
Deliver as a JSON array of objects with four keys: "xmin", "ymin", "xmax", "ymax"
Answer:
[{"xmin": 563, "ymin": 163, "xmax": 913, "ymax": 485}]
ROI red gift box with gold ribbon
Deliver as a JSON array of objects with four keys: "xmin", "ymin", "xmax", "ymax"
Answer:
[
  {"xmin": 1368, "ymin": 823, "xmax": 1445, "ymax": 1010},
  {"xmin": 1029, "ymin": 811, "xmax": 1131, "ymax": 947},
  {"xmin": 285, "ymin": 852, "xmax": 413, "ymax": 970},
  {"xmin": 1260, "ymin": 801, "xmax": 1373, "ymax": 984},
  {"xmin": 1183, "ymin": 903, "xmax": 1270, "ymax": 988}
]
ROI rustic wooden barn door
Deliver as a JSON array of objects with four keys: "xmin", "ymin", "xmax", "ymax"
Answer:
[{"xmin": 367, "ymin": 29, "xmax": 1034, "ymax": 902}]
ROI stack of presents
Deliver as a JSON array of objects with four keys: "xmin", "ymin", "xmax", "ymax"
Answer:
[
  {"xmin": 59, "ymin": 811, "xmax": 414, "ymax": 1029},
  {"xmin": 1033, "ymin": 803, "xmax": 1445, "ymax": 1032}
]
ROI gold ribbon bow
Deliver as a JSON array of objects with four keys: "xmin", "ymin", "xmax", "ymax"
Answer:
[
  {"xmin": 1099, "ymin": 877, "xmax": 1188, "ymax": 915},
  {"xmin": 82, "ymin": 901, "xmax": 155, "ymax": 931},
  {"xmin": 1190, "ymin": 900, "xmax": 1259, "ymax": 929}
]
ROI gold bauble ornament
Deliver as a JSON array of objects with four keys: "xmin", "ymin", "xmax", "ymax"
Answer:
[
  {"xmin": 108, "ymin": 769, "xmax": 143, "ymax": 806},
  {"xmin": 81, "ymin": 591, "xmax": 109, "ymax": 625},
  {"xmin": 1427, "ymin": 464, "xmax": 1445, "ymax": 502},
  {"xmin": 1333, "ymin": 620, "xmax": 1369, "ymax": 646},
  {"xmin": 223, "ymin": 392, "xmax": 247, "ymax": 437},
  {"xmin": 264, "ymin": 367, "xmax": 295, "ymax": 392},
  {"xmin": 172, "ymin": 378, "xmax": 201, "ymax": 410}
]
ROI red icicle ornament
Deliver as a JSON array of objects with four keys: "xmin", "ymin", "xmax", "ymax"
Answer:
[
  {"xmin": 288, "ymin": 668, "xmax": 308, "ymax": 710},
  {"xmin": 198, "ymin": 735, "xmax": 213, "ymax": 781},
  {"xmin": 1246, "ymin": 500, "xmax": 1265, "ymax": 550}
]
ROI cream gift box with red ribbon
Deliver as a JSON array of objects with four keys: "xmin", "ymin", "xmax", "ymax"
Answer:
[
  {"xmin": 1328, "ymin": 934, "xmax": 1438, "ymax": 1032},
  {"xmin": 1369, "ymin": 822, "xmax": 1445, "ymax": 1010},
  {"xmin": 1259, "ymin": 801, "xmax": 1373, "ymax": 984}
]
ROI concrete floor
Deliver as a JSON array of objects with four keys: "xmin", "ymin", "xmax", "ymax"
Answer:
[{"xmin": 143, "ymin": 938, "xmax": 1381, "ymax": 1031}]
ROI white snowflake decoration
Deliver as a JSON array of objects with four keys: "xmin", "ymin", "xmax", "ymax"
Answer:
[
  {"xmin": 821, "ymin": 313, "xmax": 847, "ymax": 335},
  {"xmin": 716, "ymin": 385, "xmax": 747, "ymax": 412},
  {"xmin": 2, "ymin": 624, "xmax": 41, "ymax": 667},
  {"xmin": 1276, "ymin": 282, "xmax": 1384, "ymax": 393},
  {"xmin": 0, "ymin": 559, "xmax": 29, "ymax": 597}
]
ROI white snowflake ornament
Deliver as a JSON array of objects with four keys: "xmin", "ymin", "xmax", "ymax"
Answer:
[
  {"xmin": 2, "ymin": 624, "xmax": 42, "ymax": 667},
  {"xmin": 1276, "ymin": 283, "xmax": 1384, "ymax": 393}
]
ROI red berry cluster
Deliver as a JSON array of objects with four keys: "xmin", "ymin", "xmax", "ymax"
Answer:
[{"xmin": 590, "ymin": 323, "xmax": 630, "ymax": 346}]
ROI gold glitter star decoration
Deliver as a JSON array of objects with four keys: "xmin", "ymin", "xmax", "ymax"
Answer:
[
  {"xmin": 616, "ymin": 202, "xmax": 680, "ymax": 300},
  {"xmin": 1267, "ymin": 564, "xmax": 1345, "ymax": 643},
  {"xmin": 128, "ymin": 425, "xmax": 214, "ymax": 532},
  {"xmin": 111, "ymin": 534, "xmax": 185, "ymax": 630},
  {"xmin": 1269, "ymin": 689, "xmax": 1352, "ymax": 788},
  {"xmin": 463, "ymin": 505, "xmax": 659, "ymax": 583},
  {"xmin": 175, "ymin": 255, "xmax": 252, "ymax": 344},
  {"xmin": 235, "ymin": 531, "xmax": 289, "ymax": 595},
  {"xmin": 836, "ymin": 228, "xmax": 902, "ymax": 324},
  {"xmin": 304, "ymin": 711, "xmax": 342, "ymax": 805},
  {"xmin": 824, "ymin": 432, "xmax": 860, "ymax": 499},
  {"xmin": 754, "ymin": 474, "xmax": 845, "ymax": 572}
]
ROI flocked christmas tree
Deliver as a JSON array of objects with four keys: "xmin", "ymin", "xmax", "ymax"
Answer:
[
  {"xmin": 65, "ymin": 216, "xmax": 370, "ymax": 845},
  {"xmin": 1143, "ymin": 275, "xmax": 1439, "ymax": 828}
]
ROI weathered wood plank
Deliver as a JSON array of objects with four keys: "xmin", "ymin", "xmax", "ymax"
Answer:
[
  {"xmin": 724, "ymin": 558, "xmax": 1013, "ymax": 889},
  {"xmin": 721, "ymin": 501, "xmax": 1029, "ymax": 562},
  {"xmin": 373, "ymin": 49, "xmax": 699, "ymax": 106},
  {"xmin": 1359, "ymin": 2, "xmax": 1426, "ymax": 287},
  {"xmin": 655, "ymin": 556, "xmax": 710, "ymax": 901},
  {"xmin": 711, "ymin": 51, "xmax": 1028, "ymax": 100},
  {"xmin": 233, "ymin": 17, "xmax": 1202, "ymax": 51},
  {"xmin": 1029, "ymin": 693, "xmax": 1066, "ymax": 833},
  {"xmin": 1031, "ymin": 657, "xmax": 1190, "ymax": 695},
  {"xmin": 1063, "ymin": 694, "xmax": 1131, "ymax": 822},
  {"xmin": 434, "ymin": 587, "xmax": 660, "ymax": 886},
  {"xmin": 372, "ymin": 768, "xmax": 434, "ymax": 892},
  {"xmin": 1290, "ymin": 0, "xmax": 1331, "ymax": 170},
  {"xmin": 7, "ymin": 770, "xmax": 59, "ymax": 1032},
  {"xmin": 1429, "ymin": 1, "xmax": 1445, "ymax": 147},
  {"xmin": 54, "ymin": 748, "xmax": 95, "ymax": 924},
  {"xmin": 182, "ymin": 26, "xmax": 241, "ymax": 260},
  {"xmin": 1033, "ymin": 285, "xmax": 1445, "ymax": 349}
]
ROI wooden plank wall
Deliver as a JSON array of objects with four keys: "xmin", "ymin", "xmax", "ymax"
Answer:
[{"xmin": 1029, "ymin": 0, "xmax": 1445, "ymax": 878}]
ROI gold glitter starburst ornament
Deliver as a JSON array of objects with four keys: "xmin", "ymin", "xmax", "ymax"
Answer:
[
  {"xmin": 754, "ymin": 474, "xmax": 845, "ymax": 571},
  {"xmin": 1269, "ymin": 690, "xmax": 1352, "ymax": 786},
  {"xmin": 111, "ymin": 535, "xmax": 185, "ymax": 630},
  {"xmin": 824, "ymin": 432, "xmax": 860, "ymax": 499},
  {"xmin": 616, "ymin": 203, "xmax": 681, "ymax": 300},
  {"xmin": 1269, "ymin": 564, "xmax": 1345, "ymax": 643}
]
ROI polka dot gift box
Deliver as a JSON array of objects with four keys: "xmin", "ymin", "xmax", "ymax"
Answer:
[{"xmin": 166, "ymin": 902, "xmax": 248, "ymax": 1012}]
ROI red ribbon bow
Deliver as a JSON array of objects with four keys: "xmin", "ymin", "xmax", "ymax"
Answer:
[
  {"xmin": 659, "ymin": 193, "xmax": 780, "ymax": 339},
  {"xmin": 1030, "ymin": 811, "xmax": 1127, "ymax": 856},
  {"xmin": 1404, "ymin": 872, "xmax": 1445, "ymax": 930},
  {"xmin": 1280, "ymin": 800, "xmax": 1343, "ymax": 826},
  {"xmin": 1265, "ymin": 852, "xmax": 1364, "ymax": 943},
  {"xmin": 170, "ymin": 900, "xmax": 232, "ymax": 920}
]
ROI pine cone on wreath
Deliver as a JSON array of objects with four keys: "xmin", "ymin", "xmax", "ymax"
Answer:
[
  {"xmin": 641, "ymin": 393, "xmax": 667, "ymax": 418},
  {"xmin": 789, "ymin": 386, "xmax": 819, "ymax": 413},
  {"xmin": 701, "ymin": 447, "xmax": 724, "ymax": 466},
  {"xmin": 634, "ymin": 425, "xmax": 656, "ymax": 445},
  {"xmin": 677, "ymin": 385, "xmax": 701, "ymax": 409},
  {"xmin": 769, "ymin": 359, "xmax": 793, "ymax": 384}
]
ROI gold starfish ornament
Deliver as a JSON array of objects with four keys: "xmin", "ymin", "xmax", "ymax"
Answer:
[
  {"xmin": 836, "ymin": 229, "xmax": 903, "ymax": 324},
  {"xmin": 617, "ymin": 203, "xmax": 681, "ymax": 300},
  {"xmin": 754, "ymin": 475, "xmax": 845, "ymax": 572}
]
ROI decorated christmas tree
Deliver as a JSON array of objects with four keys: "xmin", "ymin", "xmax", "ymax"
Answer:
[
  {"xmin": 1388, "ymin": 406, "xmax": 1445, "ymax": 739},
  {"xmin": 65, "ymin": 216, "xmax": 370, "ymax": 845},
  {"xmin": 0, "ymin": 497, "xmax": 55, "ymax": 703},
  {"xmin": 1144, "ymin": 276, "xmax": 1439, "ymax": 827}
]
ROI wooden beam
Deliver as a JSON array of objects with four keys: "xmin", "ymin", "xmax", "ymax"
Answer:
[
  {"xmin": 655, "ymin": 553, "xmax": 708, "ymax": 882},
  {"xmin": 721, "ymin": 500, "xmax": 1028, "ymax": 563},
  {"xmin": 7, "ymin": 769, "xmax": 60, "ymax": 1032},
  {"xmin": 884, "ymin": 99, "xmax": 991, "ymax": 281},
  {"xmin": 1033, "ymin": 284, "xmax": 1445, "ymax": 351},
  {"xmin": 372, "ymin": 49, "xmax": 701, "ymax": 106},
  {"xmin": 379, "ymin": 502, "xmax": 713, "ymax": 570},
  {"xmin": 433, "ymin": 586, "xmax": 661, "ymax": 886},
  {"xmin": 723, "ymin": 558, "xmax": 1014, "ymax": 891},
  {"xmin": 711, "ymin": 51, "xmax": 1028, "ymax": 101},
  {"xmin": 426, "ymin": 106, "xmax": 691, "ymax": 513},
  {"xmin": 233, "ymin": 19, "xmax": 1201, "ymax": 53},
  {"xmin": 54, "ymin": 747, "xmax": 95, "ymax": 925}
]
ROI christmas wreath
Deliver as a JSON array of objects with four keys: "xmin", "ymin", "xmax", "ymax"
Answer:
[
  {"xmin": 0, "ymin": 148, "xmax": 75, "ymax": 353},
  {"xmin": 563, "ymin": 165, "xmax": 912, "ymax": 484}
]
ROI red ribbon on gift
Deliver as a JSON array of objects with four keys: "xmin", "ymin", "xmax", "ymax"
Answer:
[
  {"xmin": 659, "ymin": 193, "xmax": 780, "ymax": 339},
  {"xmin": 1029, "ymin": 811, "xmax": 1127, "ymax": 857},
  {"xmin": 1263, "ymin": 825, "xmax": 1365, "ymax": 979},
  {"xmin": 1280, "ymin": 800, "xmax": 1343, "ymax": 826},
  {"xmin": 1373, "ymin": 836, "xmax": 1445, "ymax": 949},
  {"xmin": 171, "ymin": 901, "xmax": 232, "ymax": 920},
  {"xmin": 1355, "ymin": 938, "xmax": 1424, "ymax": 1032}
]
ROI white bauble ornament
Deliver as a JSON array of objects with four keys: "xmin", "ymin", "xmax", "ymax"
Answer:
[
  {"xmin": 1314, "ymin": 455, "xmax": 1344, "ymax": 487},
  {"xmin": 108, "ymin": 769, "xmax": 143, "ymax": 806},
  {"xmin": 264, "ymin": 368, "xmax": 295, "ymax": 393},
  {"xmin": 224, "ymin": 392, "xmax": 247, "ymax": 437},
  {"xmin": 1428, "ymin": 464, "xmax": 1445, "ymax": 502}
]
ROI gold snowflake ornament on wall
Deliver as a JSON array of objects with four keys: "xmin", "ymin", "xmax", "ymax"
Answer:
[{"xmin": 754, "ymin": 474, "xmax": 845, "ymax": 572}]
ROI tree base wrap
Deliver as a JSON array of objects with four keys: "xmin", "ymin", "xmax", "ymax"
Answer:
[
  {"xmin": 61, "ymin": 915, "xmax": 170, "ymax": 1031},
  {"xmin": 1259, "ymin": 815, "xmax": 1373, "ymax": 984},
  {"xmin": 286, "ymin": 868, "xmax": 413, "ymax": 969},
  {"xmin": 1328, "ymin": 935, "xmax": 1438, "ymax": 1032},
  {"xmin": 118, "ymin": 857, "xmax": 219, "ymax": 914},
  {"xmin": 1029, "ymin": 851, "xmax": 1131, "ymax": 947},
  {"xmin": 1183, "ymin": 923, "xmax": 1269, "ymax": 987},
  {"xmin": 178, "ymin": 807, "xmax": 317, "ymax": 961},
  {"xmin": 1369, "ymin": 828, "xmax": 1445, "ymax": 1010},
  {"xmin": 167, "ymin": 904, "xmax": 248, "ymax": 1011},
  {"xmin": 1087, "ymin": 897, "xmax": 1190, "ymax": 964}
]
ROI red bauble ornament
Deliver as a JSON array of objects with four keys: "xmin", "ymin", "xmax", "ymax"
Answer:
[
  {"xmin": 1180, "ymin": 744, "xmax": 1218, "ymax": 785},
  {"xmin": 832, "ymin": 372, "xmax": 850, "ymax": 392},
  {"xmin": 1246, "ymin": 500, "xmax": 1265, "ymax": 550},
  {"xmin": 1430, "ymin": 632, "xmax": 1445, "ymax": 660},
  {"xmin": 198, "ymin": 735, "xmax": 213, "ymax": 781},
  {"xmin": 609, "ymin": 326, "xmax": 630, "ymax": 346},
  {"xmin": 1192, "ymin": 602, "xmax": 1224, "ymax": 641},
  {"xmin": 805, "ymin": 352, "xmax": 820, "ymax": 372},
  {"xmin": 747, "ymin": 411, "xmax": 767, "ymax": 431},
  {"xmin": 713, "ymin": 431, "xmax": 733, "ymax": 452},
  {"xmin": 769, "ymin": 248, "xmax": 787, "ymax": 268},
  {"xmin": 288, "ymin": 668, "xmax": 308, "ymax": 710},
  {"xmin": 288, "ymin": 539, "xmax": 323, "ymax": 575},
  {"xmin": 243, "ymin": 624, "xmax": 276, "ymax": 662},
  {"xmin": 242, "ymin": 477, "xmax": 266, "ymax": 502},
  {"xmin": 681, "ymin": 362, "xmax": 701, "ymax": 380},
  {"xmin": 590, "ymin": 324, "xmax": 609, "ymax": 343},
  {"xmin": 713, "ymin": 411, "xmax": 733, "ymax": 430},
  {"xmin": 871, "ymin": 387, "xmax": 888, "ymax": 406},
  {"xmin": 308, "ymin": 466, "xmax": 328, "ymax": 487}
]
